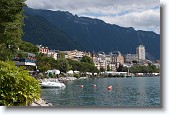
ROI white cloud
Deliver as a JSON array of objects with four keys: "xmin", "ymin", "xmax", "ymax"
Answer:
[
  {"xmin": 25, "ymin": 0, "xmax": 160, "ymax": 34},
  {"xmin": 99, "ymin": 9, "xmax": 160, "ymax": 33}
]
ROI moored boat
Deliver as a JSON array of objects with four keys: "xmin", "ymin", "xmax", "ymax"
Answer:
[{"xmin": 40, "ymin": 79, "xmax": 66, "ymax": 88}]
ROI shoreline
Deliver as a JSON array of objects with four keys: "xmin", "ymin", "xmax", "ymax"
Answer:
[{"xmin": 30, "ymin": 97, "xmax": 52, "ymax": 106}]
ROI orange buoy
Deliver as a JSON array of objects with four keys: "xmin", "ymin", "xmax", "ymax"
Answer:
[
  {"xmin": 80, "ymin": 85, "xmax": 84, "ymax": 88},
  {"xmin": 108, "ymin": 86, "xmax": 112, "ymax": 90},
  {"xmin": 93, "ymin": 84, "xmax": 96, "ymax": 87}
]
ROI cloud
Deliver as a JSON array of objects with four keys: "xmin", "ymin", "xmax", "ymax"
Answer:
[
  {"xmin": 25, "ymin": 0, "xmax": 160, "ymax": 34},
  {"xmin": 99, "ymin": 9, "xmax": 160, "ymax": 33}
]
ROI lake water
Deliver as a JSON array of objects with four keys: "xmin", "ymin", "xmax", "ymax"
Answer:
[{"xmin": 41, "ymin": 77, "xmax": 160, "ymax": 107}]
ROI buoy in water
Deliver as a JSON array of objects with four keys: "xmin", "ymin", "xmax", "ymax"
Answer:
[
  {"xmin": 80, "ymin": 85, "xmax": 84, "ymax": 88},
  {"xmin": 93, "ymin": 84, "xmax": 96, "ymax": 87},
  {"xmin": 108, "ymin": 86, "xmax": 112, "ymax": 90}
]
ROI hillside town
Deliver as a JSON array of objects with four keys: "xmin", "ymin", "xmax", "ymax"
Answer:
[
  {"xmin": 0, "ymin": 0, "xmax": 161, "ymax": 107},
  {"xmin": 35, "ymin": 44, "xmax": 160, "ymax": 77}
]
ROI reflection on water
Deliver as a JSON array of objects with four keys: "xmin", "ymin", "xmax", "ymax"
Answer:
[{"xmin": 41, "ymin": 77, "xmax": 160, "ymax": 107}]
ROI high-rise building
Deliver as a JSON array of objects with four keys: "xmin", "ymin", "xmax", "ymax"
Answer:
[{"xmin": 136, "ymin": 45, "xmax": 145, "ymax": 60}]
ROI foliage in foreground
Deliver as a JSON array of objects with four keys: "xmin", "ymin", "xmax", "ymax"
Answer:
[
  {"xmin": 0, "ymin": 0, "xmax": 26, "ymax": 61},
  {"xmin": 0, "ymin": 61, "xmax": 41, "ymax": 106}
]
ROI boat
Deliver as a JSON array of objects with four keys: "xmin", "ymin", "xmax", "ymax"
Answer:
[{"xmin": 40, "ymin": 79, "xmax": 66, "ymax": 88}]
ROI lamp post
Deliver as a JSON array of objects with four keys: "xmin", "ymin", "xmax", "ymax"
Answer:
[{"xmin": 127, "ymin": 65, "xmax": 131, "ymax": 77}]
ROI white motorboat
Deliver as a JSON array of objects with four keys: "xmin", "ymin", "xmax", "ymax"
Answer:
[{"xmin": 40, "ymin": 79, "xmax": 66, "ymax": 88}]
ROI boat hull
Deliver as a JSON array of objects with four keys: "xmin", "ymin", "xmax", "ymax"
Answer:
[{"xmin": 40, "ymin": 82, "xmax": 66, "ymax": 88}]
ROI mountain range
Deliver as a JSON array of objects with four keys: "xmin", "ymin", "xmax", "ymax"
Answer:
[{"xmin": 23, "ymin": 7, "xmax": 160, "ymax": 60}]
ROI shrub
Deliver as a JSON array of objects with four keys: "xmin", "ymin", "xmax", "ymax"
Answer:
[
  {"xmin": 73, "ymin": 74, "xmax": 80, "ymax": 78},
  {"xmin": 0, "ymin": 61, "xmax": 41, "ymax": 106}
]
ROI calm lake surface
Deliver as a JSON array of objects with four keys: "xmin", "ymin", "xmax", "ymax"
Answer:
[{"xmin": 41, "ymin": 77, "xmax": 160, "ymax": 107}]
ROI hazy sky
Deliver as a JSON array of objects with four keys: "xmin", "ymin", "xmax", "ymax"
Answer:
[{"xmin": 25, "ymin": 0, "xmax": 160, "ymax": 34}]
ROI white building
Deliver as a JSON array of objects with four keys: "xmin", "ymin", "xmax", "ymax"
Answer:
[
  {"xmin": 93, "ymin": 52, "xmax": 107, "ymax": 70},
  {"xmin": 136, "ymin": 45, "xmax": 145, "ymax": 60},
  {"xmin": 74, "ymin": 50, "xmax": 84, "ymax": 60},
  {"xmin": 48, "ymin": 51, "xmax": 58, "ymax": 60},
  {"xmin": 61, "ymin": 50, "xmax": 86, "ymax": 61},
  {"xmin": 47, "ymin": 69, "xmax": 60, "ymax": 75}
]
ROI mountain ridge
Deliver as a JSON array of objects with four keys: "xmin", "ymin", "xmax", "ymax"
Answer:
[
  {"xmin": 23, "ymin": 7, "xmax": 160, "ymax": 60},
  {"xmin": 23, "ymin": 13, "xmax": 83, "ymax": 50}
]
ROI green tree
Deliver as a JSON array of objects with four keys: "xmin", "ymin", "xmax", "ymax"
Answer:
[
  {"xmin": 121, "ymin": 66, "xmax": 128, "ymax": 72},
  {"xmin": 18, "ymin": 41, "xmax": 39, "ymax": 54},
  {"xmin": 121, "ymin": 65, "xmax": 159, "ymax": 73},
  {"xmin": 48, "ymin": 72, "xmax": 54, "ymax": 78},
  {"xmin": 36, "ymin": 54, "xmax": 52, "ymax": 72},
  {"xmin": 67, "ymin": 58, "xmax": 98, "ymax": 73},
  {"xmin": 57, "ymin": 51, "xmax": 65, "ymax": 59},
  {"xmin": 80, "ymin": 56, "xmax": 94, "ymax": 64},
  {"xmin": 148, "ymin": 65, "xmax": 158, "ymax": 73},
  {"xmin": 56, "ymin": 58, "xmax": 70, "ymax": 73},
  {"xmin": 100, "ymin": 68, "xmax": 105, "ymax": 72},
  {"xmin": 0, "ymin": 0, "xmax": 25, "ymax": 60},
  {"xmin": 0, "ymin": 61, "xmax": 41, "ymax": 106},
  {"xmin": 132, "ymin": 60, "xmax": 138, "ymax": 64},
  {"xmin": 67, "ymin": 59, "xmax": 81, "ymax": 71},
  {"xmin": 117, "ymin": 64, "xmax": 123, "ymax": 72},
  {"xmin": 107, "ymin": 65, "xmax": 111, "ymax": 71},
  {"xmin": 0, "ymin": 44, "xmax": 14, "ymax": 61}
]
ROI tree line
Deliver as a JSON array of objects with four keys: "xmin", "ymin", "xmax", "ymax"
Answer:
[
  {"xmin": 117, "ymin": 64, "xmax": 159, "ymax": 73},
  {"xmin": 36, "ymin": 54, "xmax": 98, "ymax": 74}
]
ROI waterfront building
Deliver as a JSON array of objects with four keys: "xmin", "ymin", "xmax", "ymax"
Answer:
[
  {"xmin": 98, "ymin": 52, "xmax": 107, "ymax": 70},
  {"xmin": 93, "ymin": 52, "xmax": 119, "ymax": 71},
  {"xmin": 74, "ymin": 50, "xmax": 85, "ymax": 61},
  {"xmin": 13, "ymin": 52, "xmax": 36, "ymax": 66},
  {"xmin": 61, "ymin": 50, "xmax": 85, "ymax": 61},
  {"xmin": 136, "ymin": 45, "xmax": 146, "ymax": 60},
  {"xmin": 124, "ymin": 54, "xmax": 138, "ymax": 63},
  {"xmin": 105, "ymin": 55, "xmax": 112, "ymax": 65},
  {"xmin": 93, "ymin": 56, "xmax": 101, "ymax": 70},
  {"xmin": 65, "ymin": 50, "xmax": 77, "ymax": 59},
  {"xmin": 108, "ymin": 63, "xmax": 116, "ymax": 72},
  {"xmin": 93, "ymin": 51, "xmax": 125, "ymax": 71},
  {"xmin": 105, "ymin": 55, "xmax": 116, "ymax": 71},
  {"xmin": 92, "ymin": 52, "xmax": 107, "ymax": 70},
  {"xmin": 111, "ymin": 51, "xmax": 124, "ymax": 65}
]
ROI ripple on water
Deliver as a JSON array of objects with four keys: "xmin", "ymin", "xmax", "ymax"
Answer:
[{"xmin": 41, "ymin": 77, "xmax": 160, "ymax": 107}]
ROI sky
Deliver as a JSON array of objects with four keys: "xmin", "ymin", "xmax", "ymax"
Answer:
[{"xmin": 25, "ymin": 0, "xmax": 160, "ymax": 34}]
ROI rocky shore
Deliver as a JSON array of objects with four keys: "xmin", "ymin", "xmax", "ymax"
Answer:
[{"xmin": 30, "ymin": 98, "xmax": 52, "ymax": 106}]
